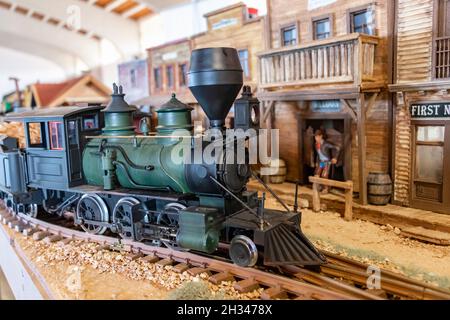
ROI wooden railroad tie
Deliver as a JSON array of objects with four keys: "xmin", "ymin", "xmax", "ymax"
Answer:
[
  {"xmin": 127, "ymin": 252, "xmax": 145, "ymax": 261},
  {"xmin": 57, "ymin": 238, "xmax": 74, "ymax": 247},
  {"xmin": 141, "ymin": 255, "xmax": 160, "ymax": 264},
  {"xmin": 209, "ymin": 272, "xmax": 235, "ymax": 285},
  {"xmin": 156, "ymin": 258, "xmax": 174, "ymax": 267},
  {"xmin": 33, "ymin": 231, "xmax": 52, "ymax": 241},
  {"xmin": 43, "ymin": 235, "xmax": 64, "ymax": 244},
  {"xmin": 260, "ymin": 287, "xmax": 288, "ymax": 300},
  {"xmin": 173, "ymin": 263, "xmax": 190, "ymax": 273},
  {"xmin": 22, "ymin": 227, "xmax": 39, "ymax": 237},
  {"xmin": 187, "ymin": 267, "xmax": 211, "ymax": 276},
  {"xmin": 233, "ymin": 278, "xmax": 260, "ymax": 293}
]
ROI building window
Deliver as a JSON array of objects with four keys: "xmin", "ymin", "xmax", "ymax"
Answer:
[
  {"xmin": 27, "ymin": 122, "xmax": 46, "ymax": 148},
  {"xmin": 413, "ymin": 126, "xmax": 445, "ymax": 202},
  {"xmin": 130, "ymin": 69, "xmax": 137, "ymax": 88},
  {"xmin": 281, "ymin": 24, "xmax": 298, "ymax": 46},
  {"xmin": 179, "ymin": 63, "xmax": 188, "ymax": 87},
  {"xmin": 154, "ymin": 67, "xmax": 162, "ymax": 90},
  {"xmin": 49, "ymin": 121, "xmax": 64, "ymax": 151},
  {"xmin": 166, "ymin": 65, "xmax": 174, "ymax": 89},
  {"xmin": 434, "ymin": 0, "xmax": 450, "ymax": 79},
  {"xmin": 238, "ymin": 49, "xmax": 250, "ymax": 78},
  {"xmin": 349, "ymin": 7, "xmax": 375, "ymax": 35},
  {"xmin": 313, "ymin": 18, "xmax": 331, "ymax": 40}
]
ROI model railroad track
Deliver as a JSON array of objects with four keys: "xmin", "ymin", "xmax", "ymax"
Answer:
[
  {"xmin": 2, "ymin": 205, "xmax": 449, "ymax": 301},
  {"xmin": 315, "ymin": 251, "xmax": 450, "ymax": 300},
  {"xmin": 0, "ymin": 206, "xmax": 357, "ymax": 300}
]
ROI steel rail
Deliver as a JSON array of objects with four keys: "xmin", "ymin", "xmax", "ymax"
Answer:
[
  {"xmin": 321, "ymin": 251, "xmax": 450, "ymax": 300},
  {"xmin": 0, "ymin": 207, "xmax": 355, "ymax": 301}
]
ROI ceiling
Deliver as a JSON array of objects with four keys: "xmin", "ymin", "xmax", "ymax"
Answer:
[{"xmin": 0, "ymin": 0, "xmax": 191, "ymax": 71}]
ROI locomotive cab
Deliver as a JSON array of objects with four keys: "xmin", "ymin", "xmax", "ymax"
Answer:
[{"xmin": 0, "ymin": 107, "xmax": 104, "ymax": 216}]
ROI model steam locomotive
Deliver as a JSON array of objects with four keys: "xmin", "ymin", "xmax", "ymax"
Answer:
[{"xmin": 0, "ymin": 48, "xmax": 325, "ymax": 267}]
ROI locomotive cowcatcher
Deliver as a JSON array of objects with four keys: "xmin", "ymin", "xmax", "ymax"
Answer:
[{"xmin": 0, "ymin": 48, "xmax": 325, "ymax": 267}]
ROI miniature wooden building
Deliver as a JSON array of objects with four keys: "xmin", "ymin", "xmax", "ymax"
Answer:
[
  {"xmin": 389, "ymin": 0, "xmax": 450, "ymax": 214},
  {"xmin": 191, "ymin": 2, "xmax": 266, "ymax": 91},
  {"xmin": 144, "ymin": 38, "xmax": 195, "ymax": 107},
  {"xmin": 141, "ymin": 38, "xmax": 205, "ymax": 126},
  {"xmin": 118, "ymin": 59, "xmax": 150, "ymax": 104},
  {"xmin": 258, "ymin": 0, "xmax": 394, "ymax": 204},
  {"xmin": 29, "ymin": 75, "xmax": 111, "ymax": 108}
]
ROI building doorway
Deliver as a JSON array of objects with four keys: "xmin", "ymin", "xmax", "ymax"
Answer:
[
  {"xmin": 411, "ymin": 122, "xmax": 450, "ymax": 213},
  {"xmin": 298, "ymin": 114, "xmax": 352, "ymax": 184}
]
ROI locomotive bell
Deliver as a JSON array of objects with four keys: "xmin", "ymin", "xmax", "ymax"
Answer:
[
  {"xmin": 102, "ymin": 83, "xmax": 137, "ymax": 136},
  {"xmin": 188, "ymin": 47, "xmax": 243, "ymax": 129},
  {"xmin": 156, "ymin": 94, "xmax": 194, "ymax": 135}
]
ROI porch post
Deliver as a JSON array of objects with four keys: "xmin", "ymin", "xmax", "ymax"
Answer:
[{"xmin": 358, "ymin": 93, "xmax": 368, "ymax": 205}]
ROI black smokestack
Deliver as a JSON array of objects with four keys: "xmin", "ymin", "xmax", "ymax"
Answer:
[{"xmin": 188, "ymin": 47, "xmax": 243, "ymax": 129}]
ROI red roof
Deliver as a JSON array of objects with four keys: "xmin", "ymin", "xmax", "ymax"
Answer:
[{"xmin": 33, "ymin": 76, "xmax": 84, "ymax": 106}]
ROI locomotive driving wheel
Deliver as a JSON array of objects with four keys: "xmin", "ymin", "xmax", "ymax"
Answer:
[
  {"xmin": 157, "ymin": 203, "xmax": 187, "ymax": 251},
  {"xmin": 76, "ymin": 194, "xmax": 109, "ymax": 235},
  {"xmin": 113, "ymin": 197, "xmax": 140, "ymax": 239},
  {"xmin": 229, "ymin": 235, "xmax": 259, "ymax": 267},
  {"xmin": 157, "ymin": 202, "xmax": 186, "ymax": 227}
]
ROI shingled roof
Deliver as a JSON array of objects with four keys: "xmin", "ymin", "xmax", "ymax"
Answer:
[{"xmin": 30, "ymin": 74, "xmax": 111, "ymax": 107}]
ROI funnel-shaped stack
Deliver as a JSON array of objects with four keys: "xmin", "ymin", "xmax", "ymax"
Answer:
[{"xmin": 188, "ymin": 47, "xmax": 243, "ymax": 129}]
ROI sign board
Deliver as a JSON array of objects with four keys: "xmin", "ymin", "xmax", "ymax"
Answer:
[
  {"xmin": 212, "ymin": 18, "xmax": 238, "ymax": 30},
  {"xmin": 308, "ymin": 0, "xmax": 337, "ymax": 10},
  {"xmin": 162, "ymin": 52, "xmax": 178, "ymax": 61},
  {"xmin": 410, "ymin": 102, "xmax": 450, "ymax": 119},
  {"xmin": 311, "ymin": 100, "xmax": 341, "ymax": 113}
]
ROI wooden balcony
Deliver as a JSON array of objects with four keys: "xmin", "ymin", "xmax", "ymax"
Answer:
[{"xmin": 258, "ymin": 33, "xmax": 380, "ymax": 90}]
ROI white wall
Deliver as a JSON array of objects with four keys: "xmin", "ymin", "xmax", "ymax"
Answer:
[
  {"xmin": 139, "ymin": 0, "xmax": 267, "ymax": 50},
  {"xmin": 0, "ymin": 47, "xmax": 67, "ymax": 98},
  {"xmin": 0, "ymin": 0, "xmax": 267, "ymax": 97}
]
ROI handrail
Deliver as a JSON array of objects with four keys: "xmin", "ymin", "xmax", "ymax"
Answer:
[{"xmin": 258, "ymin": 33, "xmax": 380, "ymax": 57}]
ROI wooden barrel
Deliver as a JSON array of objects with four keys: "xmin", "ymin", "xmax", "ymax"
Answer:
[
  {"xmin": 268, "ymin": 159, "xmax": 287, "ymax": 184},
  {"xmin": 367, "ymin": 172, "xmax": 392, "ymax": 205}
]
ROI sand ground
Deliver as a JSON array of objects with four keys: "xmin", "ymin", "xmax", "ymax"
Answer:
[{"xmin": 264, "ymin": 197, "xmax": 450, "ymax": 289}]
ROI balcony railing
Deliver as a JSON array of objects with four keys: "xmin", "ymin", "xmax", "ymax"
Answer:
[
  {"xmin": 435, "ymin": 36, "xmax": 450, "ymax": 79},
  {"xmin": 258, "ymin": 33, "xmax": 380, "ymax": 89}
]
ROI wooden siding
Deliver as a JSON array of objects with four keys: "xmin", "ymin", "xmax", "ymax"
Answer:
[
  {"xmin": 191, "ymin": 4, "xmax": 265, "ymax": 89},
  {"xmin": 148, "ymin": 40, "xmax": 192, "ymax": 98},
  {"xmin": 396, "ymin": 0, "xmax": 434, "ymax": 83},
  {"xmin": 273, "ymin": 101, "xmax": 300, "ymax": 181}
]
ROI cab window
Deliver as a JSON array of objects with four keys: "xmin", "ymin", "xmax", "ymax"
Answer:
[
  {"xmin": 49, "ymin": 121, "xmax": 64, "ymax": 150},
  {"xmin": 67, "ymin": 120, "xmax": 78, "ymax": 147},
  {"xmin": 27, "ymin": 122, "xmax": 46, "ymax": 148},
  {"xmin": 83, "ymin": 115, "xmax": 98, "ymax": 130}
]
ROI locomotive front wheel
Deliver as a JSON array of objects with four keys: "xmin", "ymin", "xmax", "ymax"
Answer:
[
  {"xmin": 229, "ymin": 235, "xmax": 258, "ymax": 268},
  {"xmin": 76, "ymin": 194, "xmax": 109, "ymax": 235}
]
